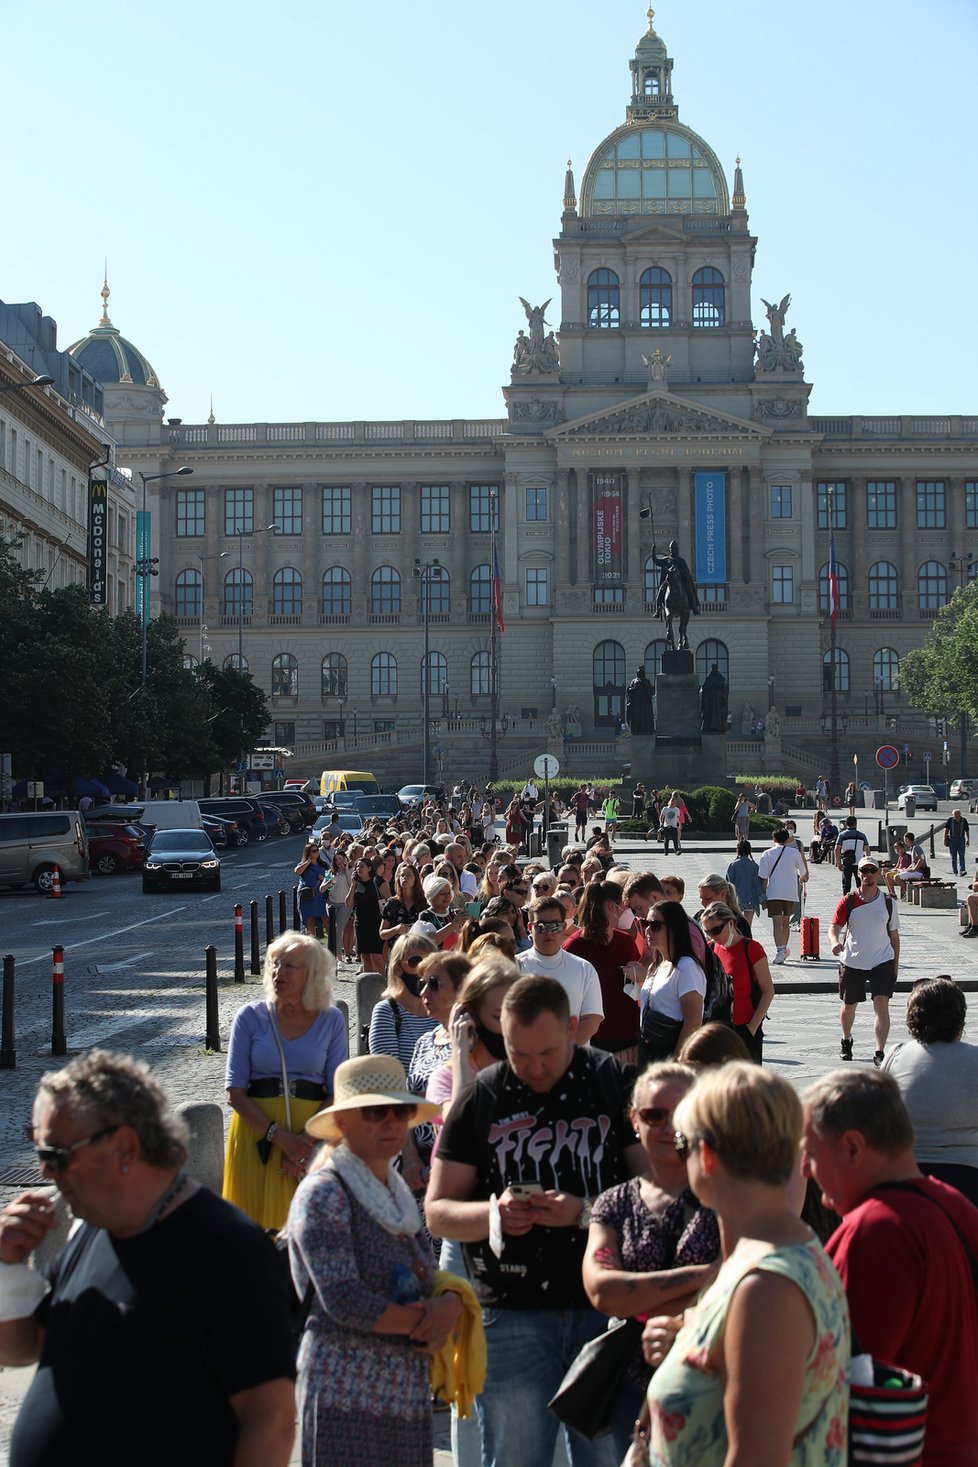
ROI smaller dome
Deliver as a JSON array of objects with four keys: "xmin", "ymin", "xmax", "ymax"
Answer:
[{"xmin": 68, "ymin": 276, "xmax": 160, "ymax": 389}]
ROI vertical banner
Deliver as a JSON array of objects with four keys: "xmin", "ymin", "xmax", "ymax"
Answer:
[
  {"xmin": 694, "ymin": 471, "xmax": 727, "ymax": 584},
  {"xmin": 135, "ymin": 509, "xmax": 150, "ymax": 625},
  {"xmin": 88, "ymin": 477, "xmax": 108, "ymax": 606},
  {"xmin": 591, "ymin": 471, "xmax": 624, "ymax": 583}
]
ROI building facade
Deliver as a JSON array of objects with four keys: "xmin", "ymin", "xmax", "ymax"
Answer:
[{"xmin": 67, "ymin": 18, "xmax": 978, "ymax": 784}]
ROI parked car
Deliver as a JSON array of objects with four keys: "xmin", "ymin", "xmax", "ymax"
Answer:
[
  {"xmin": 257, "ymin": 790, "xmax": 317, "ymax": 829},
  {"xmin": 86, "ymin": 821, "xmax": 147, "ymax": 875},
  {"xmin": 397, "ymin": 784, "xmax": 445, "ymax": 809},
  {"xmin": 197, "ymin": 797, "xmax": 269, "ymax": 843},
  {"xmin": 312, "ymin": 812, "xmax": 364, "ymax": 838},
  {"xmin": 142, "ymin": 829, "xmax": 221, "ymax": 893},
  {"xmin": 352, "ymin": 794, "xmax": 404, "ymax": 821},
  {"xmin": 200, "ymin": 813, "xmax": 242, "ymax": 848},
  {"xmin": 255, "ymin": 802, "xmax": 287, "ymax": 837},
  {"xmin": 896, "ymin": 784, "xmax": 938, "ymax": 811},
  {"xmin": 950, "ymin": 780, "xmax": 975, "ymax": 800},
  {"xmin": 283, "ymin": 778, "xmax": 313, "ymax": 792},
  {"xmin": 320, "ymin": 789, "xmax": 361, "ymax": 811},
  {"xmin": 0, "ymin": 810, "xmax": 90, "ymax": 893}
]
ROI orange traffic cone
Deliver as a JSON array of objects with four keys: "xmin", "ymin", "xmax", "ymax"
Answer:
[{"xmin": 48, "ymin": 867, "xmax": 64, "ymax": 899}]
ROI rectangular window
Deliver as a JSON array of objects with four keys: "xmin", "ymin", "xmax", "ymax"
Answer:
[
  {"xmin": 697, "ymin": 584, "xmax": 727, "ymax": 604},
  {"xmin": 772, "ymin": 565, "xmax": 794, "ymax": 604},
  {"xmin": 273, "ymin": 721, "xmax": 295, "ymax": 747},
  {"xmin": 526, "ymin": 568, "xmax": 549, "ymax": 606},
  {"xmin": 525, "ymin": 487, "xmax": 548, "ymax": 522},
  {"xmin": 469, "ymin": 485, "xmax": 500, "ymax": 532},
  {"xmin": 816, "ymin": 482, "xmax": 847, "ymax": 530},
  {"xmin": 967, "ymin": 483, "xmax": 978, "ymax": 529},
  {"xmin": 770, "ymin": 484, "xmax": 792, "ymax": 518},
  {"xmin": 916, "ymin": 480, "xmax": 946, "ymax": 529},
  {"xmin": 867, "ymin": 481, "xmax": 897, "ymax": 529},
  {"xmin": 374, "ymin": 720, "xmax": 395, "ymax": 734},
  {"xmin": 371, "ymin": 485, "xmax": 401, "ymax": 534},
  {"xmin": 322, "ymin": 486, "xmax": 351, "ymax": 535},
  {"xmin": 273, "ymin": 486, "xmax": 302, "ymax": 536},
  {"xmin": 593, "ymin": 586, "xmax": 625, "ymax": 605},
  {"xmin": 224, "ymin": 487, "xmax": 254, "ymax": 536},
  {"xmin": 176, "ymin": 489, "xmax": 206, "ymax": 537},
  {"xmin": 421, "ymin": 484, "xmax": 450, "ymax": 534}
]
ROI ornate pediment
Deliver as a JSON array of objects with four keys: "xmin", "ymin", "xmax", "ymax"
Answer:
[{"xmin": 549, "ymin": 390, "xmax": 769, "ymax": 441}]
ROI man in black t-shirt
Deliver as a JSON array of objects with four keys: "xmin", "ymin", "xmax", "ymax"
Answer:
[
  {"xmin": 835, "ymin": 815, "xmax": 870, "ymax": 893},
  {"xmin": 0, "ymin": 1050, "xmax": 296, "ymax": 1467},
  {"xmin": 427, "ymin": 975, "xmax": 641, "ymax": 1467}
]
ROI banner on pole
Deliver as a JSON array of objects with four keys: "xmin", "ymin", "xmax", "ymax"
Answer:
[
  {"xmin": 694, "ymin": 472, "xmax": 727, "ymax": 585},
  {"xmin": 591, "ymin": 472, "xmax": 624, "ymax": 583}
]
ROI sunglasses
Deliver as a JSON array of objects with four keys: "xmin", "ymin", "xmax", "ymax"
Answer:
[
  {"xmin": 420, "ymin": 975, "xmax": 445, "ymax": 991},
  {"xmin": 403, "ymin": 954, "xmax": 424, "ymax": 967},
  {"xmin": 636, "ymin": 1106, "xmax": 673, "ymax": 1126},
  {"xmin": 359, "ymin": 1103, "xmax": 417, "ymax": 1123},
  {"xmin": 645, "ymin": 919, "xmax": 665, "ymax": 931},
  {"xmin": 860, "ymin": 866, "xmax": 880, "ymax": 875},
  {"xmin": 29, "ymin": 1124, "xmax": 119, "ymax": 1173},
  {"xmin": 532, "ymin": 919, "xmax": 565, "ymax": 933},
  {"xmin": 704, "ymin": 924, "xmax": 728, "ymax": 938},
  {"xmin": 505, "ymin": 885, "xmax": 529, "ymax": 896}
]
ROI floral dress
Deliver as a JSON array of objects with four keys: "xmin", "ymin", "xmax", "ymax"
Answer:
[{"xmin": 646, "ymin": 1238, "xmax": 849, "ymax": 1466}]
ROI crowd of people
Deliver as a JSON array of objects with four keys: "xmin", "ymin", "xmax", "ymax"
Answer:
[{"xmin": 1, "ymin": 778, "xmax": 976, "ymax": 1467}]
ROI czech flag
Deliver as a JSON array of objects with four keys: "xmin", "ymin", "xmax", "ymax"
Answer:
[
  {"xmin": 828, "ymin": 527, "xmax": 839, "ymax": 634},
  {"xmin": 492, "ymin": 543, "xmax": 505, "ymax": 634}
]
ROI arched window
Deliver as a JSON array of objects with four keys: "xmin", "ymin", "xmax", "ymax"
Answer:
[
  {"xmin": 371, "ymin": 565, "xmax": 400, "ymax": 615},
  {"xmin": 321, "ymin": 653, "xmax": 348, "ymax": 698},
  {"xmin": 644, "ymin": 556, "xmax": 661, "ymax": 606},
  {"xmin": 222, "ymin": 567, "xmax": 253, "ymax": 618},
  {"xmin": 175, "ymin": 568, "xmax": 202, "ymax": 618},
  {"xmin": 181, "ymin": 653, "xmax": 198, "ymax": 670},
  {"xmin": 873, "ymin": 648, "xmax": 900, "ymax": 692},
  {"xmin": 642, "ymin": 69, "xmax": 660, "ymax": 97},
  {"xmin": 272, "ymin": 567, "xmax": 302, "ymax": 617},
  {"xmin": 918, "ymin": 560, "xmax": 948, "ymax": 612},
  {"xmin": 469, "ymin": 564, "xmax": 490, "ymax": 615},
  {"xmin": 692, "ymin": 267, "xmax": 725, "ymax": 327},
  {"xmin": 321, "ymin": 566, "xmax": 351, "ymax": 616},
  {"xmin": 422, "ymin": 651, "xmax": 448, "ymax": 695},
  {"xmin": 644, "ymin": 639, "xmax": 667, "ymax": 682},
  {"xmin": 471, "ymin": 651, "xmax": 491, "ymax": 696},
  {"xmin": 587, "ymin": 268, "xmax": 620, "ymax": 329},
  {"xmin": 868, "ymin": 561, "xmax": 899, "ymax": 610},
  {"xmin": 696, "ymin": 639, "xmax": 729, "ymax": 685},
  {"xmin": 593, "ymin": 639, "xmax": 625, "ymax": 727},
  {"xmin": 272, "ymin": 652, "xmax": 298, "ymax": 698},
  {"xmin": 639, "ymin": 267, "xmax": 672, "ymax": 328},
  {"xmin": 371, "ymin": 652, "xmax": 397, "ymax": 697},
  {"xmin": 424, "ymin": 568, "xmax": 450, "ymax": 615},
  {"xmin": 823, "ymin": 648, "xmax": 849, "ymax": 693},
  {"xmin": 818, "ymin": 560, "xmax": 850, "ymax": 612},
  {"xmin": 224, "ymin": 653, "xmax": 248, "ymax": 673}
]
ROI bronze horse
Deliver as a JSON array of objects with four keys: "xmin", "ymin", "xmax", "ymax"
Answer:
[{"xmin": 661, "ymin": 565, "xmax": 692, "ymax": 651}]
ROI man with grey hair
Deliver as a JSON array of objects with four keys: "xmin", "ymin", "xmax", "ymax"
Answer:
[
  {"xmin": 445, "ymin": 840, "xmax": 478, "ymax": 898},
  {"xmin": 0, "ymin": 1049, "xmax": 296, "ymax": 1466},
  {"xmin": 802, "ymin": 1068, "xmax": 978, "ymax": 1467}
]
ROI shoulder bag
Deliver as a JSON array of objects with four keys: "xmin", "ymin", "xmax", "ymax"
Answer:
[{"xmin": 256, "ymin": 1004, "xmax": 294, "ymax": 1165}]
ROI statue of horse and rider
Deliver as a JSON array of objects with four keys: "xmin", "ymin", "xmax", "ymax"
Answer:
[{"xmin": 650, "ymin": 540, "xmax": 700, "ymax": 650}]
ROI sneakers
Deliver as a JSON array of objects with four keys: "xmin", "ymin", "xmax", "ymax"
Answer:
[
  {"xmin": 773, "ymin": 946, "xmax": 787, "ymax": 965},
  {"xmin": 874, "ymin": 1050, "xmax": 885, "ymax": 1068},
  {"xmin": 840, "ymin": 1037, "xmax": 854, "ymax": 1061}
]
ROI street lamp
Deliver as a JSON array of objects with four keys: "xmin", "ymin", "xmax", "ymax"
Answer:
[
  {"xmin": 0, "ymin": 375, "xmax": 54, "ymax": 395},
  {"xmin": 137, "ymin": 467, "xmax": 193, "ymax": 686},
  {"xmin": 352, "ymin": 707, "xmax": 359, "ymax": 740},
  {"xmin": 767, "ymin": 674, "xmax": 776, "ymax": 711},
  {"xmin": 414, "ymin": 558, "xmax": 446, "ymax": 786}
]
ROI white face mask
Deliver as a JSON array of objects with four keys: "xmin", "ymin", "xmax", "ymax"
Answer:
[{"xmin": 617, "ymin": 907, "xmax": 636, "ymax": 932}]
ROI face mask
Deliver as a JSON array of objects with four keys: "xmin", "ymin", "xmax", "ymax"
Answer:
[
  {"xmin": 474, "ymin": 1020, "xmax": 507, "ymax": 1060},
  {"xmin": 401, "ymin": 970, "xmax": 423, "ymax": 997}
]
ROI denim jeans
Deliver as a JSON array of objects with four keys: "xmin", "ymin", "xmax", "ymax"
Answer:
[
  {"xmin": 476, "ymin": 1305, "xmax": 620, "ymax": 1467},
  {"xmin": 948, "ymin": 837, "xmax": 967, "ymax": 874}
]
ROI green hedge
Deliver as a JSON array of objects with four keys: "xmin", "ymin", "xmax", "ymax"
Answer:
[
  {"xmin": 493, "ymin": 776, "xmax": 623, "ymax": 795},
  {"xmin": 733, "ymin": 774, "xmax": 805, "ymax": 792}
]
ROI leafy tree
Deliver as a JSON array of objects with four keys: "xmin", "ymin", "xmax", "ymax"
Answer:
[{"xmin": 900, "ymin": 583, "xmax": 978, "ymax": 724}]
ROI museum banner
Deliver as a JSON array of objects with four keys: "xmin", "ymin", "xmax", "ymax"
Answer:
[
  {"xmin": 591, "ymin": 471, "xmax": 624, "ymax": 584},
  {"xmin": 694, "ymin": 471, "xmax": 727, "ymax": 585},
  {"xmin": 88, "ymin": 476, "xmax": 108, "ymax": 606}
]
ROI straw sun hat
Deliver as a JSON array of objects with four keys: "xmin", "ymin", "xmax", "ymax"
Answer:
[{"xmin": 306, "ymin": 1055, "xmax": 441, "ymax": 1142}]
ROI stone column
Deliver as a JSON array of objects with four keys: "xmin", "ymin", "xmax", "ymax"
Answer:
[
  {"xmin": 677, "ymin": 469, "xmax": 693, "ymax": 568},
  {"xmin": 401, "ymin": 478, "xmax": 418, "ymax": 575},
  {"xmin": 728, "ymin": 463, "xmax": 743, "ymax": 585},
  {"xmin": 555, "ymin": 468, "xmax": 571, "ymax": 588},
  {"xmin": 503, "ymin": 473, "xmax": 519, "ymax": 586},
  {"xmin": 351, "ymin": 482, "xmax": 367, "ymax": 604},
  {"xmin": 576, "ymin": 470, "xmax": 591, "ymax": 585},
  {"xmin": 898, "ymin": 476, "xmax": 916, "ymax": 613},
  {"xmin": 850, "ymin": 477, "xmax": 867, "ymax": 606},
  {"xmin": 743, "ymin": 466, "xmax": 761, "ymax": 583},
  {"xmin": 799, "ymin": 473, "xmax": 816, "ymax": 583}
]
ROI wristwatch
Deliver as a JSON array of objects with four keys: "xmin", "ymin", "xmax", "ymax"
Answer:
[{"xmin": 577, "ymin": 1199, "xmax": 593, "ymax": 1230}]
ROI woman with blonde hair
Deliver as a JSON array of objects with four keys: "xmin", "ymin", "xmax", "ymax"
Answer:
[
  {"xmin": 367, "ymin": 933, "xmax": 438, "ymax": 1070},
  {"xmin": 223, "ymin": 934, "xmax": 348, "ymax": 1229}
]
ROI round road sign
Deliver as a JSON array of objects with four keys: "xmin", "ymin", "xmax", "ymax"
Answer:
[
  {"xmin": 534, "ymin": 754, "xmax": 560, "ymax": 781},
  {"xmin": 876, "ymin": 745, "xmax": 900, "ymax": 770}
]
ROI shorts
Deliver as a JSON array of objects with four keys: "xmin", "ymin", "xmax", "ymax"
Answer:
[
  {"xmin": 766, "ymin": 899, "xmax": 794, "ymax": 917},
  {"xmin": 838, "ymin": 960, "xmax": 897, "ymax": 1005}
]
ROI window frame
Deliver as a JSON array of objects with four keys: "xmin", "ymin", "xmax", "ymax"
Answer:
[
  {"xmin": 272, "ymin": 566, "xmax": 303, "ymax": 618},
  {"xmin": 525, "ymin": 487, "xmax": 548, "ymax": 522},
  {"xmin": 273, "ymin": 486, "xmax": 302, "ymax": 537},
  {"xmin": 321, "ymin": 653, "xmax": 348, "ymax": 698},
  {"xmin": 321, "ymin": 566, "xmax": 351, "ymax": 617},
  {"xmin": 175, "ymin": 488, "xmax": 205, "ymax": 538},
  {"xmin": 468, "ymin": 484, "xmax": 500, "ymax": 534},
  {"xmin": 868, "ymin": 560, "xmax": 899, "ymax": 611},
  {"xmin": 639, "ymin": 267, "xmax": 672, "ymax": 328},
  {"xmin": 420, "ymin": 484, "xmax": 450, "ymax": 534},
  {"xmin": 371, "ymin": 485, "xmax": 401, "ymax": 535},
  {"xmin": 224, "ymin": 487, "xmax": 254, "ymax": 536},
  {"xmin": 526, "ymin": 567, "xmax": 549, "ymax": 607},
  {"xmin": 866, "ymin": 481, "xmax": 897, "ymax": 530},
  {"xmin": 816, "ymin": 482, "xmax": 847, "ymax": 530},
  {"xmin": 587, "ymin": 268, "xmax": 621, "ymax": 330},
  {"xmin": 321, "ymin": 485, "xmax": 352, "ymax": 536},
  {"xmin": 691, "ymin": 267, "xmax": 725, "ymax": 328},
  {"xmin": 915, "ymin": 480, "xmax": 946, "ymax": 530},
  {"xmin": 770, "ymin": 484, "xmax": 793, "ymax": 519},
  {"xmin": 371, "ymin": 652, "xmax": 398, "ymax": 697},
  {"xmin": 771, "ymin": 564, "xmax": 794, "ymax": 604},
  {"xmin": 371, "ymin": 565, "xmax": 401, "ymax": 615}
]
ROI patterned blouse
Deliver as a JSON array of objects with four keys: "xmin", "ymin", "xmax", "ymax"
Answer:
[{"xmin": 646, "ymin": 1237, "xmax": 850, "ymax": 1466}]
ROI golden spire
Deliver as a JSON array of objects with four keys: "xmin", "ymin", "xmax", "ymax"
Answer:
[
  {"xmin": 563, "ymin": 159, "xmax": 577, "ymax": 212},
  {"xmin": 646, "ymin": 6, "xmax": 656, "ymax": 34},
  {"xmin": 207, "ymin": 392, "xmax": 216, "ymax": 426},
  {"xmin": 732, "ymin": 156, "xmax": 746, "ymax": 210},
  {"xmin": 99, "ymin": 260, "xmax": 112, "ymax": 326}
]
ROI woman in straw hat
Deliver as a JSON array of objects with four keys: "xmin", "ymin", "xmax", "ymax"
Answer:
[{"xmin": 288, "ymin": 1056, "xmax": 461, "ymax": 1467}]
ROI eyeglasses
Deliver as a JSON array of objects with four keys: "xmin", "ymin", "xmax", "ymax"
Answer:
[
  {"xmin": 636, "ymin": 1106, "xmax": 673, "ymax": 1127},
  {"xmin": 704, "ymin": 924, "xmax": 728, "ymax": 938},
  {"xmin": 420, "ymin": 975, "xmax": 444, "ymax": 991},
  {"xmin": 403, "ymin": 954, "xmax": 425, "ymax": 967},
  {"xmin": 532, "ymin": 919, "xmax": 565, "ymax": 933},
  {"xmin": 359, "ymin": 1104, "xmax": 417, "ymax": 1123},
  {"xmin": 30, "ymin": 1124, "xmax": 119, "ymax": 1173}
]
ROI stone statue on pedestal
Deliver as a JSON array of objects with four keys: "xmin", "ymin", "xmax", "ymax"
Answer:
[
  {"xmin": 765, "ymin": 705, "xmax": 781, "ymax": 737},
  {"xmin": 512, "ymin": 299, "xmax": 559, "ymax": 376},
  {"xmin": 625, "ymin": 667, "xmax": 655, "ymax": 734},
  {"xmin": 741, "ymin": 702, "xmax": 755, "ymax": 737},
  {"xmin": 700, "ymin": 663, "xmax": 728, "ymax": 733},
  {"xmin": 755, "ymin": 292, "xmax": 805, "ymax": 373},
  {"xmin": 547, "ymin": 707, "xmax": 563, "ymax": 740}
]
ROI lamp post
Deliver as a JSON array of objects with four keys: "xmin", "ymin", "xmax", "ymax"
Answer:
[
  {"xmin": 0, "ymin": 375, "xmax": 54, "ymax": 396},
  {"xmin": 414, "ymin": 558, "xmax": 445, "ymax": 787},
  {"xmin": 949, "ymin": 553, "xmax": 975, "ymax": 779},
  {"xmin": 767, "ymin": 674, "xmax": 776, "ymax": 711},
  {"xmin": 352, "ymin": 707, "xmax": 359, "ymax": 741}
]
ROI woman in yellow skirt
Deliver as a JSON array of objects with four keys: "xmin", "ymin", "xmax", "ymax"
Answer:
[{"xmin": 223, "ymin": 933, "xmax": 348, "ymax": 1229}]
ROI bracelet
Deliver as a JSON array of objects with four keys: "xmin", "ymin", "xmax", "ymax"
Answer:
[
  {"xmin": 0, "ymin": 1260, "xmax": 49, "ymax": 1322},
  {"xmin": 264, "ymin": 1122, "xmax": 279, "ymax": 1143}
]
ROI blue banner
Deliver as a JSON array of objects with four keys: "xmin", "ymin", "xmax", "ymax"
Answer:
[
  {"xmin": 694, "ymin": 472, "xmax": 727, "ymax": 584},
  {"xmin": 136, "ymin": 510, "xmax": 150, "ymax": 625}
]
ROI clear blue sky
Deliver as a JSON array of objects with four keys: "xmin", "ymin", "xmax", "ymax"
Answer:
[{"xmin": 5, "ymin": 0, "xmax": 975, "ymax": 423}]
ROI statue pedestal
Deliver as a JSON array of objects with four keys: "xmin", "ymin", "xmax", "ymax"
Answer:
[
  {"xmin": 627, "ymin": 674, "xmax": 728, "ymax": 791},
  {"xmin": 661, "ymin": 649, "xmax": 694, "ymax": 676}
]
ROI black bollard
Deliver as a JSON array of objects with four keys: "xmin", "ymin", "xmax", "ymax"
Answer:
[
  {"xmin": 233, "ymin": 904, "xmax": 245, "ymax": 983},
  {"xmin": 51, "ymin": 946, "xmax": 66, "ymax": 1057},
  {"xmin": 327, "ymin": 905, "xmax": 338, "ymax": 957},
  {"xmin": 250, "ymin": 900, "xmax": 261, "ymax": 976},
  {"xmin": 278, "ymin": 889, "xmax": 287, "ymax": 934},
  {"xmin": 1, "ymin": 954, "xmax": 15, "ymax": 1070},
  {"xmin": 205, "ymin": 945, "xmax": 221, "ymax": 1051},
  {"xmin": 265, "ymin": 893, "xmax": 274, "ymax": 949},
  {"xmin": 293, "ymin": 886, "xmax": 301, "ymax": 932}
]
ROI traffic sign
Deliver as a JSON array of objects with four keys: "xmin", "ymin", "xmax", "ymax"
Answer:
[
  {"xmin": 922, "ymin": 751, "xmax": 932, "ymax": 762},
  {"xmin": 876, "ymin": 745, "xmax": 900, "ymax": 769},
  {"xmin": 534, "ymin": 754, "xmax": 560, "ymax": 781}
]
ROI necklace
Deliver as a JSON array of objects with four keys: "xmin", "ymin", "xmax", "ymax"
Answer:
[{"xmin": 139, "ymin": 1170, "xmax": 189, "ymax": 1233}]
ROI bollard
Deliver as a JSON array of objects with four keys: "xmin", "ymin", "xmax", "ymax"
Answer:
[
  {"xmin": 233, "ymin": 904, "xmax": 245, "ymax": 983},
  {"xmin": 204, "ymin": 945, "xmax": 221, "ymax": 1051},
  {"xmin": 51, "ymin": 945, "xmax": 66, "ymax": 1057},
  {"xmin": 265, "ymin": 893, "xmax": 274, "ymax": 949},
  {"xmin": 278, "ymin": 889, "xmax": 287, "ymax": 934},
  {"xmin": 250, "ymin": 900, "xmax": 261, "ymax": 976},
  {"xmin": 327, "ymin": 905, "xmax": 338, "ymax": 957},
  {"xmin": 292, "ymin": 886, "xmax": 301, "ymax": 932},
  {"xmin": 1, "ymin": 953, "xmax": 15, "ymax": 1070}
]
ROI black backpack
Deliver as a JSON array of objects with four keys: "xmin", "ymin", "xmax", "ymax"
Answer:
[{"xmin": 701, "ymin": 942, "xmax": 732, "ymax": 1025}]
